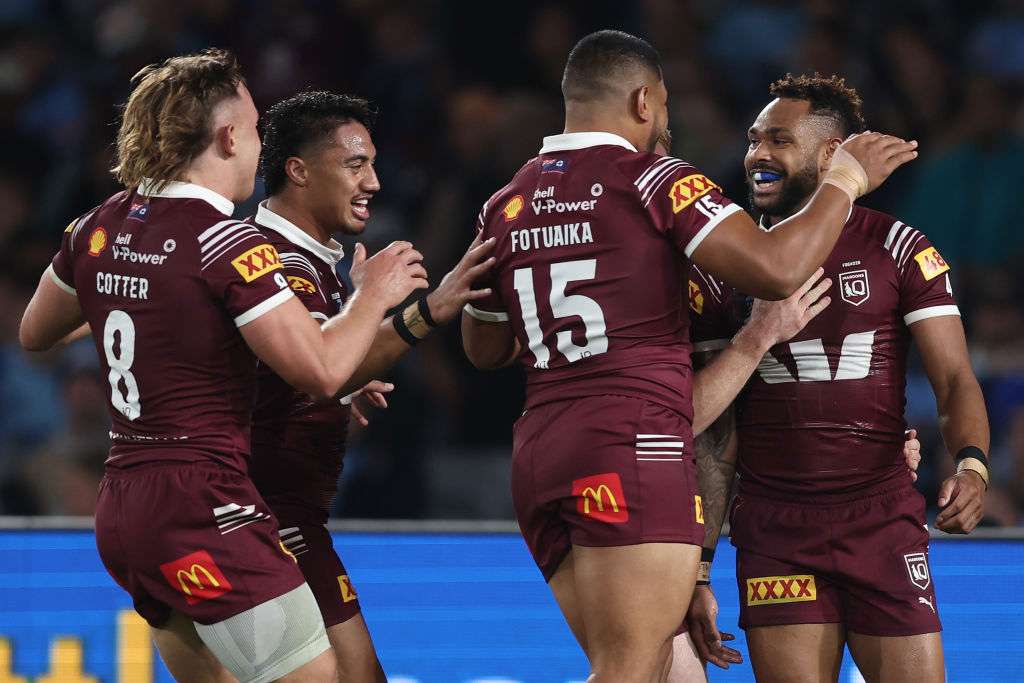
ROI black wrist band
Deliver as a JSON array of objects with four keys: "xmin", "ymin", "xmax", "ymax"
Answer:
[
  {"xmin": 701, "ymin": 546, "xmax": 716, "ymax": 563},
  {"xmin": 955, "ymin": 446, "xmax": 988, "ymax": 468},
  {"xmin": 417, "ymin": 297, "xmax": 437, "ymax": 328},
  {"xmin": 392, "ymin": 313, "xmax": 420, "ymax": 346}
]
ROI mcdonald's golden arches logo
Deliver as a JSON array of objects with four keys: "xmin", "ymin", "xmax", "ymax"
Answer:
[
  {"xmin": 159, "ymin": 550, "xmax": 234, "ymax": 605},
  {"xmin": 572, "ymin": 473, "xmax": 629, "ymax": 523}
]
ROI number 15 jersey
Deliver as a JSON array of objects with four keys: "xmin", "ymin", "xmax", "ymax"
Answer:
[{"xmin": 466, "ymin": 132, "xmax": 743, "ymax": 420}]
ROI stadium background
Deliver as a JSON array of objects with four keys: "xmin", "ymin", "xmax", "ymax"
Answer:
[{"xmin": 0, "ymin": 0, "xmax": 1022, "ymax": 680}]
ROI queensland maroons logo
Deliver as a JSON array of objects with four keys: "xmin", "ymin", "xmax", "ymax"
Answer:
[{"xmin": 839, "ymin": 269, "xmax": 870, "ymax": 306}]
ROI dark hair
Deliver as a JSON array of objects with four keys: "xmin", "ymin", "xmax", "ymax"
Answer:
[
  {"xmin": 260, "ymin": 91, "xmax": 376, "ymax": 195},
  {"xmin": 113, "ymin": 48, "xmax": 244, "ymax": 191},
  {"xmin": 562, "ymin": 30, "xmax": 662, "ymax": 104},
  {"xmin": 770, "ymin": 73, "xmax": 867, "ymax": 137}
]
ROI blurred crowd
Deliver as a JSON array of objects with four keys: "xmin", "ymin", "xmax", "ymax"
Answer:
[{"xmin": 1, "ymin": 0, "xmax": 1023, "ymax": 525}]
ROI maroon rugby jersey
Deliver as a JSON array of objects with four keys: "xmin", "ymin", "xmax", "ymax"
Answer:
[
  {"xmin": 689, "ymin": 205, "xmax": 959, "ymax": 494},
  {"xmin": 49, "ymin": 181, "xmax": 293, "ymax": 472},
  {"xmin": 466, "ymin": 132, "xmax": 743, "ymax": 417},
  {"xmin": 248, "ymin": 202, "xmax": 351, "ymax": 523}
]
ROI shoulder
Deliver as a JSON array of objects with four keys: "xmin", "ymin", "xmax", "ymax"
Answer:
[{"xmin": 849, "ymin": 205, "xmax": 930, "ymax": 270}]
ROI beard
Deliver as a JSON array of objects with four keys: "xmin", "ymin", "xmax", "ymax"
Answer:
[{"xmin": 747, "ymin": 157, "xmax": 821, "ymax": 221}]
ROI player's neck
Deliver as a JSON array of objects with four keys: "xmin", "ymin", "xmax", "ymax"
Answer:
[
  {"xmin": 184, "ymin": 154, "xmax": 247, "ymax": 205},
  {"xmin": 265, "ymin": 195, "xmax": 331, "ymax": 245},
  {"xmin": 563, "ymin": 114, "xmax": 645, "ymax": 151}
]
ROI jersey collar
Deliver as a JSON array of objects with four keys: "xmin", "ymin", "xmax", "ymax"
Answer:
[
  {"xmin": 759, "ymin": 204, "xmax": 854, "ymax": 232},
  {"xmin": 137, "ymin": 179, "xmax": 235, "ymax": 216},
  {"xmin": 539, "ymin": 132, "xmax": 638, "ymax": 154},
  {"xmin": 255, "ymin": 201, "xmax": 345, "ymax": 265}
]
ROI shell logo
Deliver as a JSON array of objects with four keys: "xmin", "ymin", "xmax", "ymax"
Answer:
[
  {"xmin": 88, "ymin": 227, "xmax": 108, "ymax": 256},
  {"xmin": 502, "ymin": 195, "xmax": 525, "ymax": 221}
]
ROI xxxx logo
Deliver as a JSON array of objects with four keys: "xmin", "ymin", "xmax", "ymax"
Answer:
[
  {"xmin": 746, "ymin": 574, "xmax": 816, "ymax": 605},
  {"xmin": 338, "ymin": 574, "xmax": 359, "ymax": 603},
  {"xmin": 287, "ymin": 275, "xmax": 316, "ymax": 293},
  {"xmin": 231, "ymin": 244, "xmax": 283, "ymax": 282},
  {"xmin": 670, "ymin": 174, "xmax": 719, "ymax": 213},
  {"xmin": 688, "ymin": 280, "xmax": 703, "ymax": 314}
]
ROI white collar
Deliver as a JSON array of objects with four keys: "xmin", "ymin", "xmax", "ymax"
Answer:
[
  {"xmin": 255, "ymin": 201, "xmax": 345, "ymax": 265},
  {"xmin": 137, "ymin": 179, "xmax": 234, "ymax": 216},
  {"xmin": 539, "ymin": 132, "xmax": 638, "ymax": 154}
]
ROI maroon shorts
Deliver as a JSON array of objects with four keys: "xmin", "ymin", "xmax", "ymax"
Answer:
[
  {"xmin": 729, "ymin": 481, "xmax": 941, "ymax": 636},
  {"xmin": 512, "ymin": 395, "xmax": 704, "ymax": 580},
  {"xmin": 277, "ymin": 522, "xmax": 362, "ymax": 628},
  {"xmin": 95, "ymin": 461, "xmax": 306, "ymax": 627}
]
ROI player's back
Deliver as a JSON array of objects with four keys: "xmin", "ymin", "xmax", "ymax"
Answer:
[
  {"xmin": 52, "ymin": 184, "xmax": 292, "ymax": 472},
  {"xmin": 469, "ymin": 133, "xmax": 744, "ymax": 419}
]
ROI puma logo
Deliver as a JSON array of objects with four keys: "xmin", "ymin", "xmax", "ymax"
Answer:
[{"xmin": 918, "ymin": 596, "xmax": 935, "ymax": 613}]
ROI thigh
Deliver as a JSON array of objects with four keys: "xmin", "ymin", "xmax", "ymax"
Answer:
[
  {"xmin": 326, "ymin": 615, "xmax": 386, "ymax": 683},
  {"xmin": 513, "ymin": 396, "xmax": 703, "ymax": 581},
  {"xmin": 280, "ymin": 523, "xmax": 362, "ymax": 628},
  {"xmin": 846, "ymin": 631, "xmax": 945, "ymax": 683},
  {"xmin": 746, "ymin": 623, "xmax": 845, "ymax": 683},
  {"xmin": 151, "ymin": 609, "xmax": 238, "ymax": 683},
  {"xmin": 573, "ymin": 542, "xmax": 699, "ymax": 683},
  {"xmin": 667, "ymin": 632, "xmax": 707, "ymax": 683}
]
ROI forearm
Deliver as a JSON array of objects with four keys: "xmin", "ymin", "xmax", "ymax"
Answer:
[
  {"xmin": 334, "ymin": 315, "xmax": 416, "ymax": 398},
  {"xmin": 937, "ymin": 374, "xmax": 990, "ymax": 455},
  {"xmin": 315, "ymin": 290, "xmax": 391, "ymax": 393},
  {"xmin": 692, "ymin": 328, "xmax": 769, "ymax": 435},
  {"xmin": 695, "ymin": 404, "xmax": 738, "ymax": 550}
]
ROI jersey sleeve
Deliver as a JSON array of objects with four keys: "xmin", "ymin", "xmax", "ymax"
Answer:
[
  {"xmin": 464, "ymin": 196, "xmax": 509, "ymax": 322},
  {"xmin": 633, "ymin": 156, "xmax": 744, "ymax": 257},
  {"xmin": 197, "ymin": 220, "xmax": 294, "ymax": 326},
  {"xmin": 886, "ymin": 224, "xmax": 959, "ymax": 325},
  {"xmin": 279, "ymin": 252, "xmax": 333, "ymax": 321},
  {"xmin": 688, "ymin": 264, "xmax": 733, "ymax": 352},
  {"xmin": 48, "ymin": 209, "xmax": 101, "ymax": 295}
]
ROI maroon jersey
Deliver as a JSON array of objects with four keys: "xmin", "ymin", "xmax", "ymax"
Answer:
[
  {"xmin": 50, "ymin": 182, "xmax": 293, "ymax": 472},
  {"xmin": 689, "ymin": 205, "xmax": 959, "ymax": 494},
  {"xmin": 248, "ymin": 203, "xmax": 351, "ymax": 524},
  {"xmin": 466, "ymin": 132, "xmax": 743, "ymax": 417}
]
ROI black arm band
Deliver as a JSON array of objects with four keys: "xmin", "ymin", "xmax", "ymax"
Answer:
[
  {"xmin": 701, "ymin": 546, "xmax": 716, "ymax": 563},
  {"xmin": 417, "ymin": 297, "xmax": 438, "ymax": 328},
  {"xmin": 955, "ymin": 446, "xmax": 988, "ymax": 468},
  {"xmin": 392, "ymin": 313, "xmax": 421, "ymax": 346}
]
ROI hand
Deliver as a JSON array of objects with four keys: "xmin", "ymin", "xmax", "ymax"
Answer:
[
  {"xmin": 349, "ymin": 380, "xmax": 393, "ymax": 427},
  {"xmin": 350, "ymin": 241, "xmax": 429, "ymax": 310},
  {"xmin": 904, "ymin": 428, "xmax": 922, "ymax": 483},
  {"xmin": 686, "ymin": 584, "xmax": 743, "ymax": 670},
  {"xmin": 935, "ymin": 468, "xmax": 986, "ymax": 534},
  {"xmin": 424, "ymin": 234, "xmax": 496, "ymax": 324},
  {"xmin": 837, "ymin": 132, "xmax": 919, "ymax": 195},
  {"xmin": 745, "ymin": 267, "xmax": 831, "ymax": 348}
]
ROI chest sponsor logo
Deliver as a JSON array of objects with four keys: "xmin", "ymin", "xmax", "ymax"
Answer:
[
  {"xmin": 746, "ymin": 574, "xmax": 816, "ymax": 605},
  {"xmin": 288, "ymin": 275, "xmax": 316, "ymax": 293},
  {"xmin": 231, "ymin": 244, "xmax": 283, "ymax": 282},
  {"xmin": 111, "ymin": 234, "xmax": 169, "ymax": 265},
  {"xmin": 160, "ymin": 550, "xmax": 233, "ymax": 605},
  {"xmin": 542, "ymin": 158, "xmax": 568, "ymax": 173},
  {"xmin": 503, "ymin": 195, "xmax": 525, "ymax": 221},
  {"xmin": 688, "ymin": 280, "xmax": 704, "ymax": 314},
  {"xmin": 904, "ymin": 552, "xmax": 931, "ymax": 590},
  {"xmin": 87, "ymin": 227, "xmax": 108, "ymax": 256},
  {"xmin": 913, "ymin": 247, "xmax": 950, "ymax": 281},
  {"xmin": 338, "ymin": 574, "xmax": 359, "ymax": 603},
  {"xmin": 669, "ymin": 174, "xmax": 719, "ymax": 213},
  {"xmin": 573, "ymin": 473, "xmax": 629, "ymax": 523},
  {"xmin": 757, "ymin": 330, "xmax": 876, "ymax": 383},
  {"xmin": 695, "ymin": 495, "xmax": 705, "ymax": 524},
  {"xmin": 839, "ymin": 269, "xmax": 870, "ymax": 306}
]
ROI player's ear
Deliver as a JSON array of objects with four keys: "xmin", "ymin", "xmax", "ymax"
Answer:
[
  {"xmin": 214, "ymin": 123, "xmax": 235, "ymax": 159},
  {"xmin": 821, "ymin": 137, "xmax": 843, "ymax": 171},
  {"xmin": 284, "ymin": 157, "xmax": 308, "ymax": 187},
  {"xmin": 633, "ymin": 85, "xmax": 651, "ymax": 122}
]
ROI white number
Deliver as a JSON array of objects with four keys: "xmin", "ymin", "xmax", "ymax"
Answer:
[
  {"xmin": 103, "ymin": 310, "xmax": 141, "ymax": 420},
  {"xmin": 512, "ymin": 259, "xmax": 608, "ymax": 369},
  {"xmin": 757, "ymin": 331, "xmax": 875, "ymax": 383}
]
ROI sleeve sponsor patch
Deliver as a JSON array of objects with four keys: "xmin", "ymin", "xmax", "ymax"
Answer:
[
  {"xmin": 670, "ymin": 174, "xmax": 720, "ymax": 213},
  {"xmin": 231, "ymin": 244, "xmax": 283, "ymax": 282},
  {"xmin": 64, "ymin": 219, "xmax": 77, "ymax": 233},
  {"xmin": 503, "ymin": 195, "xmax": 524, "ymax": 221},
  {"xmin": 688, "ymin": 280, "xmax": 704, "ymax": 314},
  {"xmin": 287, "ymin": 275, "xmax": 316, "ymax": 293},
  {"xmin": 913, "ymin": 247, "xmax": 950, "ymax": 281}
]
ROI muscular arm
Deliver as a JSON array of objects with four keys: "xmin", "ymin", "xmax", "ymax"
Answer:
[
  {"xmin": 691, "ymin": 134, "xmax": 917, "ymax": 299},
  {"xmin": 461, "ymin": 314, "xmax": 521, "ymax": 369},
  {"xmin": 912, "ymin": 315, "xmax": 990, "ymax": 533},
  {"xmin": 20, "ymin": 269, "xmax": 86, "ymax": 351},
  {"xmin": 695, "ymin": 390, "xmax": 739, "ymax": 551}
]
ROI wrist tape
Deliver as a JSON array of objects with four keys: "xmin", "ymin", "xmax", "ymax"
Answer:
[{"xmin": 821, "ymin": 146, "xmax": 868, "ymax": 203}]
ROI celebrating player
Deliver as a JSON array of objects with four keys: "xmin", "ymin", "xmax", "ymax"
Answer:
[
  {"xmin": 248, "ymin": 90, "xmax": 494, "ymax": 682},
  {"xmin": 461, "ymin": 30, "xmax": 918, "ymax": 681},
  {"xmin": 688, "ymin": 73, "xmax": 989, "ymax": 682},
  {"xmin": 19, "ymin": 50, "xmax": 426, "ymax": 682}
]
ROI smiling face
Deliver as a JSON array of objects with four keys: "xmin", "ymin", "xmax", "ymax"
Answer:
[
  {"xmin": 303, "ymin": 121, "xmax": 380, "ymax": 235},
  {"xmin": 744, "ymin": 97, "xmax": 838, "ymax": 222}
]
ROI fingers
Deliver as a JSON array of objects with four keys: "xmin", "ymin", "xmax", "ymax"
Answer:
[
  {"xmin": 794, "ymin": 267, "xmax": 826, "ymax": 298},
  {"xmin": 365, "ymin": 391, "xmax": 389, "ymax": 409},
  {"xmin": 936, "ymin": 477, "xmax": 957, "ymax": 508},
  {"xmin": 351, "ymin": 242, "xmax": 366, "ymax": 265},
  {"xmin": 349, "ymin": 402, "xmax": 370, "ymax": 427},
  {"xmin": 361, "ymin": 380, "xmax": 394, "ymax": 394},
  {"xmin": 935, "ymin": 475, "xmax": 986, "ymax": 533},
  {"xmin": 904, "ymin": 428, "xmax": 918, "ymax": 441}
]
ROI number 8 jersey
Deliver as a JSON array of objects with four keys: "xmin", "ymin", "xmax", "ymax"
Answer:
[
  {"xmin": 466, "ymin": 132, "xmax": 742, "ymax": 419},
  {"xmin": 688, "ymin": 205, "xmax": 959, "ymax": 495},
  {"xmin": 48, "ymin": 181, "xmax": 293, "ymax": 472}
]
